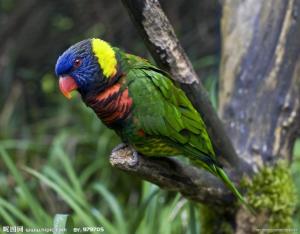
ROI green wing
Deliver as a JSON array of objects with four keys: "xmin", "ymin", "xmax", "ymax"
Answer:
[{"xmin": 126, "ymin": 63, "xmax": 216, "ymax": 163}]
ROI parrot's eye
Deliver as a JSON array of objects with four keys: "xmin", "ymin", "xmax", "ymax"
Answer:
[{"xmin": 73, "ymin": 59, "xmax": 82, "ymax": 68}]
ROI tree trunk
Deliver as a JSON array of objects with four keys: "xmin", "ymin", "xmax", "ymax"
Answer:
[
  {"xmin": 221, "ymin": 0, "xmax": 300, "ymax": 167},
  {"xmin": 220, "ymin": 0, "xmax": 300, "ymax": 232}
]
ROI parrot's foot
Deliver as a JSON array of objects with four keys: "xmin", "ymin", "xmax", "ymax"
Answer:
[
  {"xmin": 128, "ymin": 147, "xmax": 139, "ymax": 167},
  {"xmin": 110, "ymin": 144, "xmax": 139, "ymax": 167},
  {"xmin": 112, "ymin": 143, "xmax": 127, "ymax": 153}
]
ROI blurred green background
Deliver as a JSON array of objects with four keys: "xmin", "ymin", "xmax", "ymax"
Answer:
[{"xmin": 0, "ymin": 0, "xmax": 299, "ymax": 233}]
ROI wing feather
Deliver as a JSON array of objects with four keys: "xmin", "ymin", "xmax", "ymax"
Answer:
[{"xmin": 127, "ymin": 64, "xmax": 215, "ymax": 157}]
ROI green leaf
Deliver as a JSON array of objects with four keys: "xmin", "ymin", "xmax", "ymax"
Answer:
[{"xmin": 53, "ymin": 214, "xmax": 74, "ymax": 234}]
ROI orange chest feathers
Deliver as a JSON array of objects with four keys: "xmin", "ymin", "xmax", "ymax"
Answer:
[{"xmin": 87, "ymin": 83, "xmax": 133, "ymax": 126}]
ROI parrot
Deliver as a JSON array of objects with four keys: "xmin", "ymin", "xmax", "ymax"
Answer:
[{"xmin": 55, "ymin": 38, "xmax": 249, "ymax": 208}]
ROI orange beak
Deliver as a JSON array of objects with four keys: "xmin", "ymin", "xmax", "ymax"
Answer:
[{"xmin": 59, "ymin": 76, "xmax": 78, "ymax": 99}]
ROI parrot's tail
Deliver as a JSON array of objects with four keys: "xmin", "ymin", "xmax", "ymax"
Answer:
[
  {"xmin": 183, "ymin": 147, "xmax": 255, "ymax": 213},
  {"xmin": 213, "ymin": 165, "xmax": 255, "ymax": 214}
]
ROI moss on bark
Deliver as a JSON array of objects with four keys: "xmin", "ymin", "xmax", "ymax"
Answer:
[{"xmin": 243, "ymin": 161, "xmax": 296, "ymax": 228}]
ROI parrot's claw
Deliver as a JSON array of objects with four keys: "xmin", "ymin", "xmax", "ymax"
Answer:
[
  {"xmin": 112, "ymin": 143, "xmax": 127, "ymax": 153},
  {"xmin": 111, "ymin": 143, "xmax": 138, "ymax": 166},
  {"xmin": 128, "ymin": 147, "xmax": 139, "ymax": 167}
]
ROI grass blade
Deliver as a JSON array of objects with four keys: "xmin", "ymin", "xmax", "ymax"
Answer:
[
  {"xmin": 0, "ymin": 206, "xmax": 15, "ymax": 226},
  {"xmin": 24, "ymin": 167, "xmax": 95, "ymax": 227},
  {"xmin": 94, "ymin": 183, "xmax": 127, "ymax": 233},
  {"xmin": 53, "ymin": 214, "xmax": 74, "ymax": 234},
  {"xmin": 90, "ymin": 208, "xmax": 118, "ymax": 234},
  {"xmin": 0, "ymin": 147, "xmax": 49, "ymax": 225},
  {"xmin": 44, "ymin": 166, "xmax": 88, "ymax": 208},
  {"xmin": 130, "ymin": 188, "xmax": 159, "ymax": 233},
  {"xmin": 0, "ymin": 197, "xmax": 35, "ymax": 227},
  {"xmin": 53, "ymin": 145, "xmax": 85, "ymax": 200}
]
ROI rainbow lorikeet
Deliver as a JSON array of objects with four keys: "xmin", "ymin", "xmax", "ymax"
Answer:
[{"xmin": 55, "ymin": 38, "xmax": 247, "ymax": 206}]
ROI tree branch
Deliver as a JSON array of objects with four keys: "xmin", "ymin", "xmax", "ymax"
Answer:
[
  {"xmin": 110, "ymin": 147, "xmax": 235, "ymax": 205},
  {"xmin": 120, "ymin": 0, "xmax": 251, "ymax": 173}
]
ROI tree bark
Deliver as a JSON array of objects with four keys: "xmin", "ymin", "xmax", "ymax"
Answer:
[
  {"xmin": 221, "ymin": 0, "xmax": 300, "ymax": 232},
  {"xmin": 221, "ymin": 0, "xmax": 300, "ymax": 176},
  {"xmin": 110, "ymin": 147, "xmax": 235, "ymax": 205}
]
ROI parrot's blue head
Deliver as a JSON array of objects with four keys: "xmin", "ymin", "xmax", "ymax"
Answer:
[{"xmin": 55, "ymin": 38, "xmax": 118, "ymax": 98}]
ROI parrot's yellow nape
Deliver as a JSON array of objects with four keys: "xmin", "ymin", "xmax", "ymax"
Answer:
[{"xmin": 91, "ymin": 38, "xmax": 117, "ymax": 78}]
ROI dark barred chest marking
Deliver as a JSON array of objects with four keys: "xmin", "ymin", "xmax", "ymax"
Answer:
[{"xmin": 85, "ymin": 83, "xmax": 133, "ymax": 126}]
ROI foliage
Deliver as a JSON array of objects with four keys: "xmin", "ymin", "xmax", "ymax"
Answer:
[
  {"xmin": 244, "ymin": 160, "xmax": 297, "ymax": 228},
  {"xmin": 53, "ymin": 214, "xmax": 74, "ymax": 234},
  {"xmin": 0, "ymin": 91, "xmax": 200, "ymax": 233},
  {"xmin": 292, "ymin": 139, "xmax": 300, "ymax": 230}
]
